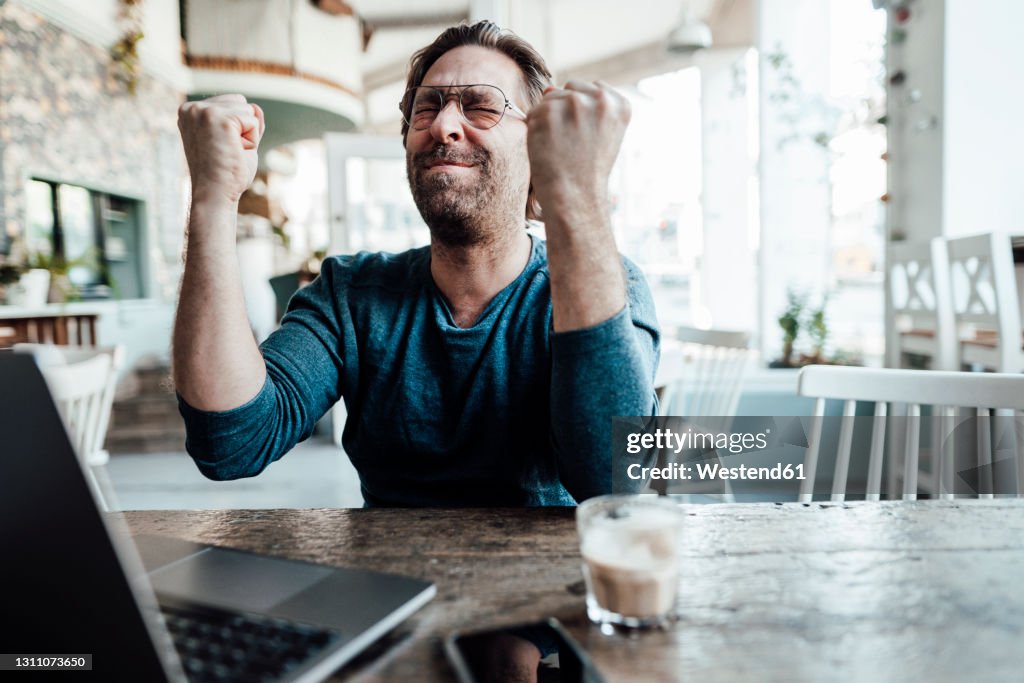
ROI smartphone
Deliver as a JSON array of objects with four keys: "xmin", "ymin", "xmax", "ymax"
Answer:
[{"xmin": 444, "ymin": 617, "xmax": 606, "ymax": 683}]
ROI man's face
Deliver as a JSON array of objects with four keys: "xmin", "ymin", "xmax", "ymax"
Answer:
[{"xmin": 405, "ymin": 45, "xmax": 531, "ymax": 247}]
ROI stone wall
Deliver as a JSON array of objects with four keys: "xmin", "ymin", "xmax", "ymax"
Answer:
[{"xmin": 0, "ymin": 1, "xmax": 185, "ymax": 301}]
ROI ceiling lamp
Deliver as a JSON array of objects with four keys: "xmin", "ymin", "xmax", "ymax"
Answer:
[{"xmin": 666, "ymin": 5, "xmax": 713, "ymax": 54}]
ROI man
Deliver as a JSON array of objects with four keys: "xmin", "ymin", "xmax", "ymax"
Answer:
[{"xmin": 174, "ymin": 21, "xmax": 659, "ymax": 506}]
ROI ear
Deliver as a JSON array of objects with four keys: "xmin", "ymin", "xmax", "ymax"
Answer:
[{"xmin": 525, "ymin": 182, "xmax": 542, "ymax": 222}]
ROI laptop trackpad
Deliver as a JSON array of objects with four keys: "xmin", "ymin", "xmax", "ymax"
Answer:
[{"xmin": 149, "ymin": 547, "xmax": 332, "ymax": 612}]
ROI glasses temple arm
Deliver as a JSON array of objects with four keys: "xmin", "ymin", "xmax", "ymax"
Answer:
[{"xmin": 507, "ymin": 100, "xmax": 528, "ymax": 118}]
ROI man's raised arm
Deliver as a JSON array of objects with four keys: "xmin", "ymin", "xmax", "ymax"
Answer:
[
  {"xmin": 526, "ymin": 81, "xmax": 630, "ymax": 332},
  {"xmin": 173, "ymin": 94, "xmax": 268, "ymax": 411},
  {"xmin": 527, "ymin": 81, "xmax": 660, "ymax": 501}
]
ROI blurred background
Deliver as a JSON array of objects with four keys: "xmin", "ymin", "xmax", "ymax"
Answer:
[{"xmin": 1, "ymin": 0, "xmax": 1021, "ymax": 507}]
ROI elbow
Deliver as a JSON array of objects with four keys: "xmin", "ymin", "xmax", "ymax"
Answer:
[
  {"xmin": 185, "ymin": 439, "xmax": 272, "ymax": 481},
  {"xmin": 178, "ymin": 377, "xmax": 299, "ymax": 482},
  {"xmin": 191, "ymin": 454, "xmax": 268, "ymax": 482}
]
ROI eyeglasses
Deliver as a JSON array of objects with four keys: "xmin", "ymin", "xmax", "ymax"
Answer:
[{"xmin": 399, "ymin": 84, "xmax": 527, "ymax": 131}]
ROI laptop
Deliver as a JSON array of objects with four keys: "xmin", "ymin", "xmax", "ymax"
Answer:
[{"xmin": 0, "ymin": 352, "xmax": 435, "ymax": 682}]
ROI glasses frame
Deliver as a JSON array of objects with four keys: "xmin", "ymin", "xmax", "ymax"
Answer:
[{"xmin": 399, "ymin": 84, "xmax": 527, "ymax": 131}]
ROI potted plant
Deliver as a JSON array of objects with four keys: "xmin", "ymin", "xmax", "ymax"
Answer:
[
  {"xmin": 25, "ymin": 249, "xmax": 106, "ymax": 304},
  {"xmin": 770, "ymin": 291, "xmax": 861, "ymax": 368},
  {"xmin": 2, "ymin": 240, "xmax": 51, "ymax": 307},
  {"xmin": 805, "ymin": 297, "xmax": 829, "ymax": 364},
  {"xmin": 772, "ymin": 289, "xmax": 806, "ymax": 368}
]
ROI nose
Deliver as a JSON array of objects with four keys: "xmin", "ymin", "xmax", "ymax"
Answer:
[{"xmin": 428, "ymin": 99, "xmax": 464, "ymax": 143}]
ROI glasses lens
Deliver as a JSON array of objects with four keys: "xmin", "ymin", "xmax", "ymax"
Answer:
[
  {"xmin": 402, "ymin": 86, "xmax": 509, "ymax": 130},
  {"xmin": 460, "ymin": 85, "xmax": 506, "ymax": 129},
  {"xmin": 407, "ymin": 88, "xmax": 441, "ymax": 130}
]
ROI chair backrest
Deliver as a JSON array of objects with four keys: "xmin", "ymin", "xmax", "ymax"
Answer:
[
  {"xmin": 13, "ymin": 344, "xmax": 125, "ymax": 464},
  {"xmin": 796, "ymin": 364, "xmax": 1024, "ymax": 502},
  {"xmin": 946, "ymin": 232, "xmax": 1022, "ymax": 370},
  {"xmin": 675, "ymin": 326, "xmax": 751, "ymax": 349},
  {"xmin": 661, "ymin": 327, "xmax": 756, "ymax": 418},
  {"xmin": 886, "ymin": 238, "xmax": 956, "ymax": 369}
]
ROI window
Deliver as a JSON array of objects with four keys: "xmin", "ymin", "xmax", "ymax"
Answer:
[
  {"xmin": 611, "ymin": 68, "xmax": 707, "ymax": 330},
  {"xmin": 25, "ymin": 179, "xmax": 146, "ymax": 299}
]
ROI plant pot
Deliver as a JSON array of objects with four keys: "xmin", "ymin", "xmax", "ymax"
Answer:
[
  {"xmin": 48, "ymin": 272, "xmax": 74, "ymax": 304},
  {"xmin": 6, "ymin": 269, "xmax": 51, "ymax": 307}
]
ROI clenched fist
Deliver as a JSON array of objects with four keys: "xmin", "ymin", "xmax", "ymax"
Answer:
[
  {"xmin": 178, "ymin": 94, "xmax": 265, "ymax": 206},
  {"xmin": 525, "ymin": 81, "xmax": 631, "ymax": 218}
]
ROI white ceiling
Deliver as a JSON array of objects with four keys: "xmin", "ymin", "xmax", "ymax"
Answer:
[
  {"xmin": 350, "ymin": 0, "xmax": 471, "ymax": 22},
  {"xmin": 349, "ymin": 0, "xmax": 754, "ymax": 86}
]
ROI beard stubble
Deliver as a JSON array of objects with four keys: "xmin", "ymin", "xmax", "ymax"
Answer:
[{"xmin": 407, "ymin": 144, "xmax": 526, "ymax": 248}]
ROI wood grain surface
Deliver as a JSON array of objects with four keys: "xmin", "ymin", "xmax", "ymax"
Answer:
[{"xmin": 122, "ymin": 501, "xmax": 1024, "ymax": 682}]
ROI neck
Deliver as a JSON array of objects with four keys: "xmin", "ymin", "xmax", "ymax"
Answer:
[{"xmin": 430, "ymin": 226, "xmax": 532, "ymax": 328}]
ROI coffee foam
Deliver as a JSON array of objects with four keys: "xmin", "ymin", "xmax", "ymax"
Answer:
[{"xmin": 580, "ymin": 508, "xmax": 680, "ymax": 618}]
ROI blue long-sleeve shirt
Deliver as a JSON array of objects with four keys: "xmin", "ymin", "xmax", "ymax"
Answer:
[{"xmin": 178, "ymin": 235, "xmax": 660, "ymax": 506}]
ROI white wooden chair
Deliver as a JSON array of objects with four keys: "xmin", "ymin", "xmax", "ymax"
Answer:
[
  {"xmin": 884, "ymin": 238, "xmax": 959, "ymax": 497},
  {"xmin": 14, "ymin": 344, "xmax": 125, "ymax": 509},
  {"xmin": 658, "ymin": 327, "xmax": 755, "ymax": 501},
  {"xmin": 797, "ymin": 365, "xmax": 1024, "ymax": 502},
  {"xmin": 659, "ymin": 326, "xmax": 755, "ymax": 418},
  {"xmin": 886, "ymin": 238, "xmax": 957, "ymax": 370},
  {"xmin": 946, "ymin": 232, "xmax": 1024, "ymax": 372}
]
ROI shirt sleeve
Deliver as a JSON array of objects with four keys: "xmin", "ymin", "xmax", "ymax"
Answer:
[
  {"xmin": 549, "ymin": 257, "xmax": 661, "ymax": 501},
  {"xmin": 177, "ymin": 261, "xmax": 349, "ymax": 480}
]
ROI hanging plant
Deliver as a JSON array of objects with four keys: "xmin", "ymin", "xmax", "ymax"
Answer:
[{"xmin": 111, "ymin": 0, "xmax": 145, "ymax": 94}]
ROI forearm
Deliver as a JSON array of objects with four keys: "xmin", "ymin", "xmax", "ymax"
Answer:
[
  {"xmin": 178, "ymin": 263, "xmax": 347, "ymax": 481},
  {"xmin": 543, "ymin": 194, "xmax": 626, "ymax": 332},
  {"xmin": 173, "ymin": 199, "xmax": 266, "ymax": 410},
  {"xmin": 527, "ymin": 80, "xmax": 631, "ymax": 333},
  {"xmin": 550, "ymin": 309, "xmax": 658, "ymax": 501}
]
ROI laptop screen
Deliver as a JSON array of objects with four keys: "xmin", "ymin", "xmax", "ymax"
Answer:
[{"xmin": 0, "ymin": 353, "xmax": 175, "ymax": 680}]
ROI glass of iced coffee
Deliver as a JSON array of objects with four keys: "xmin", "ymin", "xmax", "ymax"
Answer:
[{"xmin": 576, "ymin": 494, "xmax": 682, "ymax": 628}]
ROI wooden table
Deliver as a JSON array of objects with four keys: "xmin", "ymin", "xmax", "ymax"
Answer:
[
  {"xmin": 123, "ymin": 501, "xmax": 1024, "ymax": 682},
  {"xmin": 0, "ymin": 306, "xmax": 99, "ymax": 347}
]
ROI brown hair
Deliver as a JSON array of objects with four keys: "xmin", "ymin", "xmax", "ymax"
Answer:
[{"xmin": 401, "ymin": 20, "xmax": 552, "ymax": 221}]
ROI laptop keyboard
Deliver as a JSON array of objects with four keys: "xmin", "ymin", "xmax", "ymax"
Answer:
[{"xmin": 160, "ymin": 603, "xmax": 341, "ymax": 682}]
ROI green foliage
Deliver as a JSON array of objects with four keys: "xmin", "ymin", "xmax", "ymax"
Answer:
[
  {"xmin": 777, "ymin": 289, "xmax": 806, "ymax": 365},
  {"xmin": 778, "ymin": 290, "xmax": 805, "ymax": 344},
  {"xmin": 111, "ymin": 0, "xmax": 145, "ymax": 94},
  {"xmin": 775, "ymin": 289, "xmax": 852, "ymax": 367},
  {"xmin": 271, "ymin": 223, "xmax": 291, "ymax": 251},
  {"xmin": 25, "ymin": 249, "xmax": 105, "ymax": 303},
  {"xmin": 807, "ymin": 296, "xmax": 829, "ymax": 357}
]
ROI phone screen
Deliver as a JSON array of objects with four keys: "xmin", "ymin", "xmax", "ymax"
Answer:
[{"xmin": 447, "ymin": 618, "xmax": 604, "ymax": 683}]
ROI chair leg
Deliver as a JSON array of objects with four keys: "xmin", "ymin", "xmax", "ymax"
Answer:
[
  {"xmin": 992, "ymin": 408, "xmax": 1017, "ymax": 498},
  {"xmin": 903, "ymin": 405, "xmax": 921, "ymax": 500},
  {"xmin": 978, "ymin": 408, "xmax": 994, "ymax": 499},
  {"xmin": 1016, "ymin": 412, "xmax": 1024, "ymax": 497},
  {"xmin": 86, "ymin": 465, "xmax": 117, "ymax": 512},
  {"xmin": 939, "ymin": 407, "xmax": 955, "ymax": 500},
  {"xmin": 887, "ymin": 404, "xmax": 908, "ymax": 500},
  {"xmin": 923, "ymin": 409, "xmax": 934, "ymax": 498}
]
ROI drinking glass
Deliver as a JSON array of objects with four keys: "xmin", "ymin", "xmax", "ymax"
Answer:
[{"xmin": 576, "ymin": 494, "xmax": 683, "ymax": 628}]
